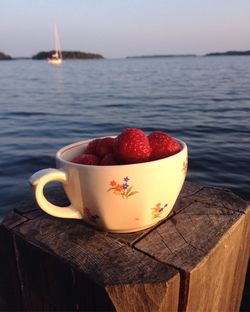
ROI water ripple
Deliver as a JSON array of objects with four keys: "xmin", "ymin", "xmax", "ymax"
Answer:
[{"xmin": 0, "ymin": 56, "xmax": 250, "ymax": 219}]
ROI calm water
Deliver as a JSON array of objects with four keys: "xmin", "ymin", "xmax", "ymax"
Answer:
[{"xmin": 0, "ymin": 56, "xmax": 250, "ymax": 220}]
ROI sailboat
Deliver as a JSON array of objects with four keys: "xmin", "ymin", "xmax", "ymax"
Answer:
[{"xmin": 48, "ymin": 24, "xmax": 62, "ymax": 64}]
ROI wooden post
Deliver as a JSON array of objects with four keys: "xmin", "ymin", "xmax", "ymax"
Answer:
[{"xmin": 0, "ymin": 182, "xmax": 249, "ymax": 311}]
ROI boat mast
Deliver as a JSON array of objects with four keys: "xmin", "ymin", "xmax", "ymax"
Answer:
[{"xmin": 54, "ymin": 24, "xmax": 62, "ymax": 59}]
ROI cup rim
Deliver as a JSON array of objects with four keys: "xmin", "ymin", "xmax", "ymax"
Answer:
[{"xmin": 56, "ymin": 137, "xmax": 187, "ymax": 168}]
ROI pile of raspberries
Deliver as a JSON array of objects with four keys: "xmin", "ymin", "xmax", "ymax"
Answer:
[{"xmin": 71, "ymin": 128, "xmax": 181, "ymax": 166}]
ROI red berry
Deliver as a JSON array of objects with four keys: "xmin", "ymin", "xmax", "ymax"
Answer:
[
  {"xmin": 148, "ymin": 131, "xmax": 181, "ymax": 160},
  {"xmin": 71, "ymin": 154, "xmax": 100, "ymax": 165},
  {"xmin": 100, "ymin": 153, "xmax": 119, "ymax": 165},
  {"xmin": 96, "ymin": 137, "xmax": 115, "ymax": 157},
  {"xmin": 85, "ymin": 138, "xmax": 101, "ymax": 155},
  {"xmin": 114, "ymin": 128, "xmax": 152, "ymax": 164}
]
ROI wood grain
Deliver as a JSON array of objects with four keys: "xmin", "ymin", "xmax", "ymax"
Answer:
[
  {"xmin": 135, "ymin": 186, "xmax": 249, "ymax": 312},
  {"xmin": 106, "ymin": 273, "xmax": 180, "ymax": 312},
  {"xmin": 2, "ymin": 211, "xmax": 179, "ymax": 310},
  {"xmin": 0, "ymin": 181, "xmax": 249, "ymax": 311},
  {"xmin": 0, "ymin": 223, "xmax": 23, "ymax": 310}
]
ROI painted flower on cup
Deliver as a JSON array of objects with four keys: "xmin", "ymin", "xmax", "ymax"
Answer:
[
  {"xmin": 108, "ymin": 177, "xmax": 139, "ymax": 198},
  {"xmin": 182, "ymin": 159, "xmax": 188, "ymax": 175},
  {"xmin": 152, "ymin": 203, "xmax": 168, "ymax": 218},
  {"xmin": 84, "ymin": 207, "xmax": 99, "ymax": 223}
]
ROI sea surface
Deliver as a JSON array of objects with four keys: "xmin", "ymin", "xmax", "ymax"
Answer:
[{"xmin": 0, "ymin": 56, "xmax": 250, "ymax": 219}]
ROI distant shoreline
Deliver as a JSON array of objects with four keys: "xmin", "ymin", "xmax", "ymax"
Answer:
[
  {"xmin": 0, "ymin": 50, "xmax": 104, "ymax": 61},
  {"xmin": 1, "ymin": 50, "xmax": 250, "ymax": 60},
  {"xmin": 205, "ymin": 50, "xmax": 250, "ymax": 57},
  {"xmin": 126, "ymin": 54, "xmax": 196, "ymax": 59},
  {"xmin": 0, "ymin": 52, "xmax": 12, "ymax": 60},
  {"xmin": 127, "ymin": 50, "xmax": 250, "ymax": 59},
  {"xmin": 32, "ymin": 50, "xmax": 104, "ymax": 60},
  {"xmin": 12, "ymin": 57, "xmax": 32, "ymax": 60}
]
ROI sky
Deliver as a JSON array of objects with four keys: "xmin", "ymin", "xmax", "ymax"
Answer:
[{"xmin": 1, "ymin": 0, "xmax": 250, "ymax": 58}]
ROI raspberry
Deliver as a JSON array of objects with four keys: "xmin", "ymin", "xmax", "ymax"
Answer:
[
  {"xmin": 71, "ymin": 154, "xmax": 100, "ymax": 165},
  {"xmin": 85, "ymin": 138, "xmax": 101, "ymax": 154},
  {"xmin": 148, "ymin": 131, "xmax": 181, "ymax": 160},
  {"xmin": 96, "ymin": 137, "xmax": 115, "ymax": 157},
  {"xmin": 114, "ymin": 128, "xmax": 152, "ymax": 164},
  {"xmin": 100, "ymin": 153, "xmax": 119, "ymax": 165}
]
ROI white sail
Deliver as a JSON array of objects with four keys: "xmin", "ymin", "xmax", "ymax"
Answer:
[{"xmin": 48, "ymin": 24, "xmax": 62, "ymax": 64}]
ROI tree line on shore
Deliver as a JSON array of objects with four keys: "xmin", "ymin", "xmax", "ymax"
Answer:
[
  {"xmin": 1, "ymin": 50, "xmax": 250, "ymax": 60},
  {"xmin": 0, "ymin": 52, "xmax": 12, "ymax": 60},
  {"xmin": 32, "ymin": 50, "xmax": 104, "ymax": 60},
  {"xmin": 0, "ymin": 50, "xmax": 104, "ymax": 60}
]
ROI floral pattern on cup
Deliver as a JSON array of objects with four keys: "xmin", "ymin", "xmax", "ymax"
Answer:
[
  {"xmin": 107, "ymin": 176, "xmax": 139, "ymax": 199},
  {"xmin": 152, "ymin": 203, "xmax": 168, "ymax": 218},
  {"xmin": 84, "ymin": 207, "xmax": 99, "ymax": 223},
  {"xmin": 182, "ymin": 159, "xmax": 188, "ymax": 175}
]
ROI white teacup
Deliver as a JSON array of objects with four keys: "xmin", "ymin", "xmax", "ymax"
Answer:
[{"xmin": 30, "ymin": 138, "xmax": 188, "ymax": 233}]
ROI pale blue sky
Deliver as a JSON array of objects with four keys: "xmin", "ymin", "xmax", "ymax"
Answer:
[{"xmin": 1, "ymin": 0, "xmax": 250, "ymax": 58}]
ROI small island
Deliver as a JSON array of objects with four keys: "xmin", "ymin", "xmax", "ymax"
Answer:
[
  {"xmin": 32, "ymin": 50, "xmax": 104, "ymax": 60},
  {"xmin": 205, "ymin": 50, "xmax": 250, "ymax": 56},
  {"xmin": 0, "ymin": 52, "xmax": 12, "ymax": 60},
  {"xmin": 126, "ymin": 54, "xmax": 196, "ymax": 59}
]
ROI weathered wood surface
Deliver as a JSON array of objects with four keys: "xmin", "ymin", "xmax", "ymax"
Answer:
[{"xmin": 0, "ymin": 181, "xmax": 249, "ymax": 311}]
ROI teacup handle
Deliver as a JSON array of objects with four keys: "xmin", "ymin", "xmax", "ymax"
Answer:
[{"xmin": 29, "ymin": 168, "xmax": 83, "ymax": 219}]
